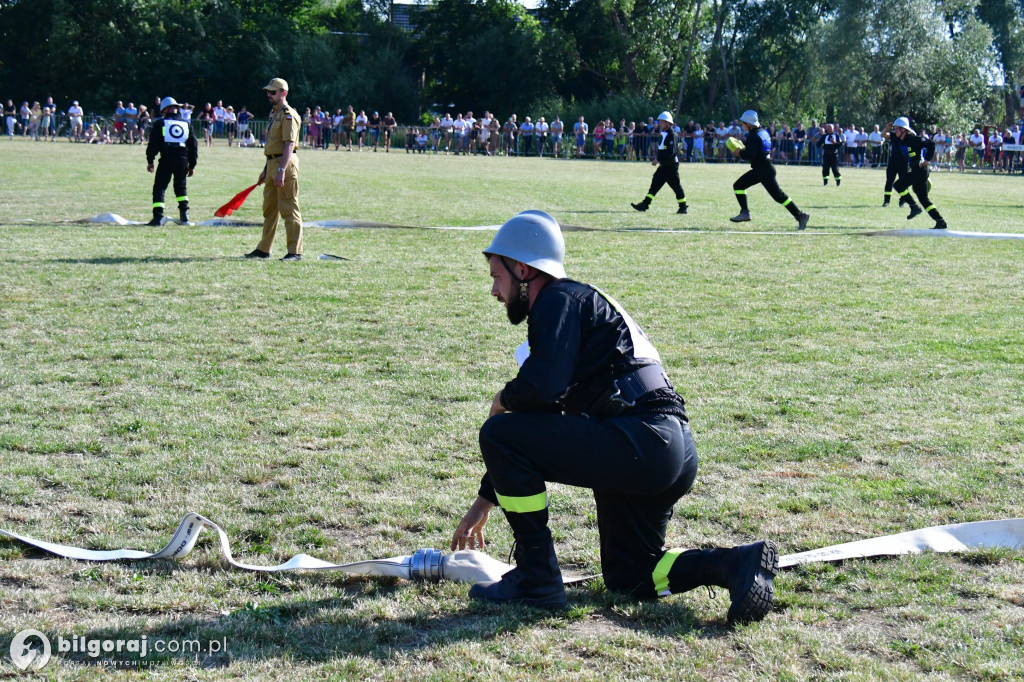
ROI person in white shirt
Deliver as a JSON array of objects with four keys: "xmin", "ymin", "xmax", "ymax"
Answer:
[
  {"xmin": 715, "ymin": 122, "xmax": 727, "ymax": 161},
  {"xmin": 693, "ymin": 122, "xmax": 704, "ymax": 161},
  {"xmin": 534, "ymin": 116, "xmax": 549, "ymax": 156},
  {"xmin": 452, "ymin": 114, "xmax": 467, "ymax": 155},
  {"xmin": 213, "ymin": 101, "xmax": 226, "ymax": 138},
  {"xmin": 464, "ymin": 111, "xmax": 477, "ymax": 154},
  {"xmin": 333, "ymin": 109, "xmax": 345, "ymax": 150},
  {"xmin": 855, "ymin": 127, "xmax": 868, "ymax": 167},
  {"xmin": 987, "ymin": 130, "xmax": 1003, "ymax": 172},
  {"xmin": 355, "ymin": 109, "xmax": 368, "ymax": 151},
  {"xmin": 867, "ymin": 125, "xmax": 883, "ymax": 167},
  {"xmin": 67, "ymin": 101, "xmax": 84, "ymax": 141},
  {"xmin": 439, "ymin": 114, "xmax": 454, "ymax": 153},
  {"xmin": 968, "ymin": 129, "xmax": 986, "ymax": 170},
  {"xmin": 223, "ymin": 105, "xmax": 237, "ymax": 146},
  {"xmin": 478, "ymin": 111, "xmax": 492, "ymax": 155},
  {"xmin": 842, "ymin": 124, "xmax": 858, "ymax": 166}
]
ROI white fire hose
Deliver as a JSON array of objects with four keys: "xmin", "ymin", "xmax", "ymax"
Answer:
[{"xmin": 2, "ymin": 514, "xmax": 1022, "ymax": 583}]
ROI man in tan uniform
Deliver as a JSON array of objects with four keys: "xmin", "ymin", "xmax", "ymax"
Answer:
[{"xmin": 245, "ymin": 77, "xmax": 303, "ymax": 261}]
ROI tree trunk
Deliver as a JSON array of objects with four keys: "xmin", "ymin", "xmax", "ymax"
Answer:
[
  {"xmin": 675, "ymin": 0, "xmax": 704, "ymax": 118},
  {"xmin": 706, "ymin": 0, "xmax": 726, "ymax": 114}
]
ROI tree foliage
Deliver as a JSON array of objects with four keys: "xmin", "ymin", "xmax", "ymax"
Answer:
[{"xmin": 0, "ymin": 0, "xmax": 1016, "ymax": 127}]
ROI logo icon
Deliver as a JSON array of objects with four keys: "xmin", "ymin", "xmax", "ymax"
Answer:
[{"xmin": 10, "ymin": 629, "xmax": 51, "ymax": 671}]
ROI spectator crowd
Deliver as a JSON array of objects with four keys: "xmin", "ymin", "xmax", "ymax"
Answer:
[{"xmin": 5, "ymin": 93, "xmax": 1024, "ymax": 173}]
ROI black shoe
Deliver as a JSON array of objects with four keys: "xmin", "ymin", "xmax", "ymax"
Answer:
[
  {"xmin": 932, "ymin": 220, "xmax": 947, "ymax": 230},
  {"xmin": 836, "ymin": 178, "xmax": 841, "ymax": 187},
  {"xmin": 725, "ymin": 541, "xmax": 779, "ymax": 625},
  {"xmin": 907, "ymin": 207, "xmax": 923, "ymax": 221},
  {"xmin": 244, "ymin": 249, "xmax": 270, "ymax": 259},
  {"xmin": 797, "ymin": 212, "xmax": 810, "ymax": 231},
  {"xmin": 899, "ymin": 199, "xmax": 906, "ymax": 207},
  {"xmin": 823, "ymin": 178, "xmax": 828, "ymax": 186},
  {"xmin": 280, "ymin": 253, "xmax": 302, "ymax": 261},
  {"xmin": 677, "ymin": 204, "xmax": 687, "ymax": 215},
  {"xmin": 631, "ymin": 202, "xmax": 649, "ymax": 212},
  {"xmin": 146, "ymin": 216, "xmax": 163, "ymax": 226},
  {"xmin": 178, "ymin": 210, "xmax": 191, "ymax": 225},
  {"xmin": 882, "ymin": 200, "xmax": 890, "ymax": 207},
  {"xmin": 468, "ymin": 530, "xmax": 567, "ymax": 608}
]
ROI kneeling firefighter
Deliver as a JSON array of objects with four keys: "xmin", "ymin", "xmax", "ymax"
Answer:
[{"xmin": 450, "ymin": 210, "xmax": 779, "ymax": 624}]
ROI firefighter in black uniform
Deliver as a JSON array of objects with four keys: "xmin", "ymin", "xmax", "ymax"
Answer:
[
  {"xmin": 881, "ymin": 121, "xmax": 909, "ymax": 207},
  {"xmin": 819, "ymin": 123, "xmax": 842, "ymax": 186},
  {"xmin": 890, "ymin": 117, "xmax": 946, "ymax": 229},
  {"xmin": 451, "ymin": 210, "xmax": 779, "ymax": 624},
  {"xmin": 146, "ymin": 97, "xmax": 198, "ymax": 225},
  {"xmin": 729, "ymin": 110, "xmax": 809, "ymax": 230},
  {"xmin": 631, "ymin": 111, "xmax": 687, "ymax": 214}
]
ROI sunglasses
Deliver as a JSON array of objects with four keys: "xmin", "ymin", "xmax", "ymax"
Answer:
[{"xmin": 266, "ymin": 90, "xmax": 279, "ymax": 96}]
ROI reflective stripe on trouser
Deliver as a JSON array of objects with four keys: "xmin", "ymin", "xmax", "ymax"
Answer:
[
  {"xmin": 258, "ymin": 156, "xmax": 303, "ymax": 255},
  {"xmin": 496, "ymin": 491, "xmax": 548, "ymax": 513},
  {"xmin": 734, "ymin": 164, "xmax": 801, "ymax": 218},
  {"xmin": 152, "ymin": 156, "xmax": 189, "ymax": 207},
  {"xmin": 653, "ymin": 548, "xmax": 683, "ymax": 594},
  {"xmin": 646, "ymin": 163, "xmax": 685, "ymax": 203},
  {"xmin": 479, "ymin": 411, "xmax": 697, "ymax": 595}
]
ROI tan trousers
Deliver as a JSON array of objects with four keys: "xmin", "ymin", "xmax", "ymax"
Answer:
[{"xmin": 258, "ymin": 156, "xmax": 303, "ymax": 255}]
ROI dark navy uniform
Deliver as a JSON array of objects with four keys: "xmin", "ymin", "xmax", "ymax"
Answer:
[
  {"xmin": 892, "ymin": 132, "xmax": 946, "ymax": 228},
  {"xmin": 819, "ymin": 130, "xmax": 843, "ymax": 185},
  {"xmin": 634, "ymin": 127, "xmax": 687, "ymax": 213},
  {"xmin": 733, "ymin": 127, "xmax": 805, "ymax": 221},
  {"xmin": 476, "ymin": 279, "xmax": 698, "ymax": 597},
  {"xmin": 883, "ymin": 134, "xmax": 910, "ymax": 206},
  {"xmin": 146, "ymin": 115, "xmax": 198, "ymax": 220}
]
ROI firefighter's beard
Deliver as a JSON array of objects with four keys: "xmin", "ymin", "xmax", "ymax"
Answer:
[{"xmin": 506, "ymin": 296, "xmax": 528, "ymax": 325}]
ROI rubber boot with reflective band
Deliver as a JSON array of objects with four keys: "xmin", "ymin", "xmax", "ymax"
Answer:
[
  {"xmin": 148, "ymin": 205, "xmax": 164, "ymax": 226},
  {"xmin": 655, "ymin": 540, "xmax": 778, "ymax": 624}
]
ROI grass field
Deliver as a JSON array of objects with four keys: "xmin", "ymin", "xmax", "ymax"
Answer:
[{"xmin": 1, "ymin": 139, "xmax": 1023, "ymax": 680}]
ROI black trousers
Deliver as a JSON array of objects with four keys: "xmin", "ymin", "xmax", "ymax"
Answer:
[
  {"xmin": 152, "ymin": 155, "xmax": 189, "ymax": 207},
  {"xmin": 479, "ymin": 411, "xmax": 698, "ymax": 596},
  {"xmin": 894, "ymin": 168, "xmax": 941, "ymax": 219},
  {"xmin": 646, "ymin": 163, "xmax": 685, "ymax": 203},
  {"xmin": 884, "ymin": 158, "xmax": 908, "ymax": 193},
  {"xmin": 822, "ymin": 152, "xmax": 841, "ymax": 179}
]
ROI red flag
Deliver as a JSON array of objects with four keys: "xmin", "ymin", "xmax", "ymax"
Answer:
[{"xmin": 214, "ymin": 183, "xmax": 259, "ymax": 217}]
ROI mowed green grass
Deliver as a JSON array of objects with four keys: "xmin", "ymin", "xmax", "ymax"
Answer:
[{"xmin": 1, "ymin": 139, "xmax": 1023, "ymax": 679}]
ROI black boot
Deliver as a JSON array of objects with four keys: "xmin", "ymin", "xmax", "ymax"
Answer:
[
  {"xmin": 147, "ymin": 207, "xmax": 163, "ymax": 226},
  {"xmin": 663, "ymin": 540, "xmax": 778, "ymax": 624},
  {"xmin": 631, "ymin": 201, "xmax": 649, "ymax": 212},
  {"xmin": 178, "ymin": 202, "xmax": 191, "ymax": 225},
  {"xmin": 469, "ymin": 529, "xmax": 566, "ymax": 608},
  {"xmin": 677, "ymin": 202, "xmax": 687, "ymax": 215}
]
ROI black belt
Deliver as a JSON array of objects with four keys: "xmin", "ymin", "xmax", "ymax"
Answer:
[
  {"xmin": 609, "ymin": 364, "xmax": 672, "ymax": 408},
  {"xmin": 266, "ymin": 153, "xmax": 295, "ymax": 159}
]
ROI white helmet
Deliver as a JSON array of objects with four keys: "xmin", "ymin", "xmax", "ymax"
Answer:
[
  {"xmin": 892, "ymin": 116, "xmax": 915, "ymax": 134},
  {"xmin": 657, "ymin": 111, "xmax": 674, "ymax": 124},
  {"xmin": 740, "ymin": 110, "xmax": 760, "ymax": 127},
  {"xmin": 483, "ymin": 210, "xmax": 566, "ymax": 279},
  {"xmin": 160, "ymin": 96, "xmax": 180, "ymax": 113}
]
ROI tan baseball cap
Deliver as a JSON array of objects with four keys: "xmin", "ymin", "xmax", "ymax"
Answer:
[{"xmin": 263, "ymin": 78, "xmax": 289, "ymax": 92}]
